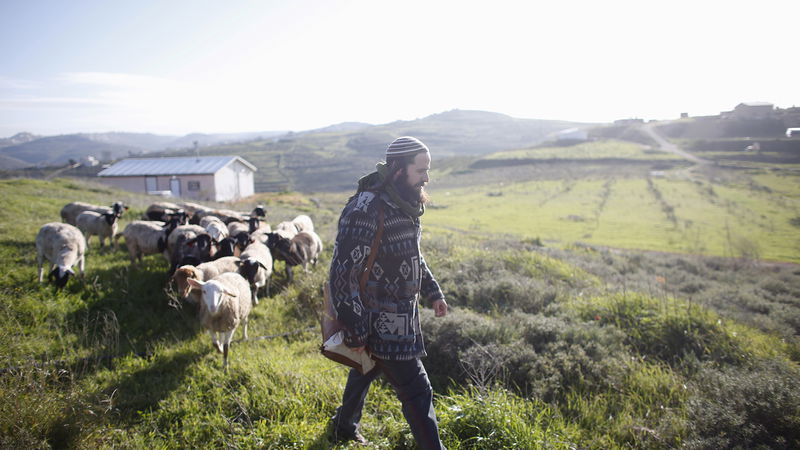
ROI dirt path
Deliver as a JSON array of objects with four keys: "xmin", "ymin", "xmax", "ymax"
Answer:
[{"xmin": 641, "ymin": 122, "xmax": 711, "ymax": 164}]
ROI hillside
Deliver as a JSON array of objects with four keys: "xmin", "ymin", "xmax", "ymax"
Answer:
[
  {"xmin": 0, "ymin": 178, "xmax": 798, "ymax": 448},
  {"xmin": 0, "ymin": 130, "xmax": 286, "ymax": 169},
  {"xmin": 145, "ymin": 110, "xmax": 592, "ymax": 192}
]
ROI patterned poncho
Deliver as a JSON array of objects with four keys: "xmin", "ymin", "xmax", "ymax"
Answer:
[{"xmin": 329, "ymin": 189, "xmax": 445, "ymax": 361}]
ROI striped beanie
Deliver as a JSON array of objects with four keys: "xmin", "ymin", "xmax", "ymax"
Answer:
[{"xmin": 385, "ymin": 136, "xmax": 429, "ymax": 159}]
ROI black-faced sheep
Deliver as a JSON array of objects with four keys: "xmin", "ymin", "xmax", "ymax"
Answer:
[
  {"xmin": 214, "ymin": 232, "xmax": 249, "ymax": 259},
  {"xmin": 187, "ymin": 272, "xmax": 252, "ymax": 371},
  {"xmin": 166, "ymin": 225, "xmax": 215, "ymax": 275},
  {"xmin": 75, "ymin": 210, "xmax": 119, "ymax": 250},
  {"xmin": 265, "ymin": 230, "xmax": 322, "ymax": 283},
  {"xmin": 144, "ymin": 202, "xmax": 187, "ymax": 223},
  {"xmin": 237, "ymin": 238, "xmax": 273, "ymax": 305},
  {"xmin": 60, "ymin": 201, "xmax": 128, "ymax": 225},
  {"xmin": 36, "ymin": 222, "xmax": 87, "ymax": 289}
]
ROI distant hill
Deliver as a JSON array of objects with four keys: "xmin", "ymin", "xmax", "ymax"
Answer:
[
  {"xmin": 0, "ymin": 130, "xmax": 286, "ymax": 169},
  {"xmin": 145, "ymin": 109, "xmax": 594, "ymax": 192},
  {"xmin": 0, "ymin": 132, "xmax": 40, "ymax": 149},
  {"xmin": 0, "ymin": 110, "xmax": 591, "ymax": 189}
]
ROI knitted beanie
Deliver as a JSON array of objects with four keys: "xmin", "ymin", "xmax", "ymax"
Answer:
[{"xmin": 385, "ymin": 136, "xmax": 429, "ymax": 159}]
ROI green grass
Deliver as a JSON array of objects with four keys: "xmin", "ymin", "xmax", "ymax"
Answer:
[
  {"xmin": 425, "ymin": 168, "xmax": 800, "ymax": 263},
  {"xmin": 1, "ymin": 177, "xmax": 799, "ymax": 448},
  {"xmin": 482, "ymin": 139, "xmax": 683, "ymax": 162}
]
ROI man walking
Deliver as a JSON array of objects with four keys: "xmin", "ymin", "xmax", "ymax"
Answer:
[{"xmin": 329, "ymin": 136, "xmax": 448, "ymax": 449}]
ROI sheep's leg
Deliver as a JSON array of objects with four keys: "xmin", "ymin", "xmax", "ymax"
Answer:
[
  {"xmin": 209, "ymin": 330, "xmax": 223, "ymax": 353},
  {"xmin": 241, "ymin": 318, "xmax": 248, "ymax": 341},
  {"xmin": 286, "ymin": 265, "xmax": 293, "ymax": 283},
  {"xmin": 37, "ymin": 253, "xmax": 44, "ymax": 282},
  {"xmin": 222, "ymin": 329, "xmax": 235, "ymax": 371},
  {"xmin": 78, "ymin": 256, "xmax": 85, "ymax": 277},
  {"xmin": 250, "ymin": 284, "xmax": 258, "ymax": 306}
]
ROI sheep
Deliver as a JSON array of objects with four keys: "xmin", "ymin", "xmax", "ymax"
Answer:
[
  {"xmin": 200, "ymin": 216, "xmax": 229, "ymax": 243},
  {"xmin": 116, "ymin": 219, "xmax": 180, "ymax": 266},
  {"xmin": 237, "ymin": 238, "xmax": 273, "ymax": 305},
  {"xmin": 75, "ymin": 210, "xmax": 119, "ymax": 250},
  {"xmin": 266, "ymin": 230, "xmax": 322, "ymax": 283},
  {"xmin": 250, "ymin": 205, "xmax": 267, "ymax": 219},
  {"xmin": 164, "ymin": 225, "xmax": 215, "ymax": 274},
  {"xmin": 227, "ymin": 220, "xmax": 250, "ymax": 238},
  {"xmin": 207, "ymin": 209, "xmax": 246, "ymax": 224},
  {"xmin": 291, "ymin": 214, "xmax": 314, "ymax": 233},
  {"xmin": 144, "ymin": 202, "xmax": 187, "ymax": 223},
  {"xmin": 187, "ymin": 272, "xmax": 252, "ymax": 371},
  {"xmin": 274, "ymin": 220, "xmax": 299, "ymax": 240},
  {"xmin": 172, "ymin": 256, "xmax": 241, "ymax": 305},
  {"xmin": 214, "ymin": 233, "xmax": 249, "ymax": 259},
  {"xmin": 36, "ymin": 222, "xmax": 87, "ymax": 289},
  {"xmin": 247, "ymin": 216, "xmax": 272, "ymax": 244},
  {"xmin": 178, "ymin": 201, "xmax": 213, "ymax": 217},
  {"xmin": 60, "ymin": 201, "xmax": 128, "ymax": 225}
]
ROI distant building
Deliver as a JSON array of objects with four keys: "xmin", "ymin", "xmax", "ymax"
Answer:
[
  {"xmin": 680, "ymin": 112, "xmax": 689, "ymax": 119},
  {"xmin": 97, "ymin": 155, "xmax": 256, "ymax": 201},
  {"xmin": 555, "ymin": 128, "xmax": 589, "ymax": 141},
  {"xmin": 787, "ymin": 128, "xmax": 800, "ymax": 138},
  {"xmin": 722, "ymin": 102, "xmax": 774, "ymax": 119}
]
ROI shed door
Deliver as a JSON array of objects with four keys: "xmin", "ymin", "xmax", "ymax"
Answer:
[
  {"xmin": 170, "ymin": 177, "xmax": 181, "ymax": 197},
  {"xmin": 145, "ymin": 176, "xmax": 157, "ymax": 192}
]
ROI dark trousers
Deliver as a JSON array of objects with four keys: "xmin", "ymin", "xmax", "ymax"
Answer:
[{"xmin": 332, "ymin": 358, "xmax": 445, "ymax": 450}]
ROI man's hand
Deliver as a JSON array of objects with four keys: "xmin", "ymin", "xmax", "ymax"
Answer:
[
  {"xmin": 432, "ymin": 298, "xmax": 448, "ymax": 317},
  {"xmin": 352, "ymin": 346, "xmax": 366, "ymax": 354}
]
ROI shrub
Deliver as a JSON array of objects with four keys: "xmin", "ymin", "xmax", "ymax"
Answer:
[
  {"xmin": 573, "ymin": 293, "xmax": 746, "ymax": 366},
  {"xmin": 684, "ymin": 360, "xmax": 800, "ymax": 449},
  {"xmin": 422, "ymin": 310, "xmax": 630, "ymax": 402}
]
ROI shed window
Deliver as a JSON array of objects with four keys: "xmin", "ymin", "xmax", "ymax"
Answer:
[{"xmin": 187, "ymin": 181, "xmax": 201, "ymax": 191}]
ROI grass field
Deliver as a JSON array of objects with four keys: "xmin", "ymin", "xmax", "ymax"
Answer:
[
  {"xmin": 481, "ymin": 139, "xmax": 683, "ymax": 162},
  {"xmin": 1, "ymin": 165, "xmax": 799, "ymax": 448},
  {"xmin": 426, "ymin": 165, "xmax": 800, "ymax": 263}
]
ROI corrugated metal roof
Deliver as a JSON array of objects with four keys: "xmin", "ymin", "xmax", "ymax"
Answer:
[{"xmin": 97, "ymin": 156, "xmax": 256, "ymax": 177}]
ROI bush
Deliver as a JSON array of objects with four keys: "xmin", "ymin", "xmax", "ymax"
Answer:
[
  {"xmin": 422, "ymin": 310, "xmax": 630, "ymax": 402},
  {"xmin": 685, "ymin": 360, "xmax": 800, "ymax": 449},
  {"xmin": 574, "ymin": 293, "xmax": 746, "ymax": 366}
]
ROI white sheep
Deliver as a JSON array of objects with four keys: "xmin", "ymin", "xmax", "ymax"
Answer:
[
  {"xmin": 60, "ymin": 201, "xmax": 127, "ymax": 225},
  {"xmin": 116, "ymin": 220, "xmax": 177, "ymax": 266},
  {"xmin": 187, "ymin": 272, "xmax": 253, "ymax": 371},
  {"xmin": 291, "ymin": 214, "xmax": 314, "ymax": 233},
  {"xmin": 237, "ymin": 238, "xmax": 273, "ymax": 305},
  {"xmin": 36, "ymin": 222, "xmax": 87, "ymax": 289},
  {"xmin": 200, "ymin": 216, "xmax": 229, "ymax": 242},
  {"xmin": 172, "ymin": 256, "xmax": 241, "ymax": 305},
  {"xmin": 75, "ymin": 210, "xmax": 120, "ymax": 250}
]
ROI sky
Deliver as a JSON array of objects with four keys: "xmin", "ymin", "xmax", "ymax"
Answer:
[{"xmin": 1, "ymin": 0, "xmax": 798, "ymax": 137}]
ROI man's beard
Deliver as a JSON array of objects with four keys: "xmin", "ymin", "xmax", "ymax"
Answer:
[{"xmin": 393, "ymin": 178, "xmax": 429, "ymax": 204}]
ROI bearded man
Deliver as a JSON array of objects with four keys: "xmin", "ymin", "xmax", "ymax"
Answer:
[{"xmin": 328, "ymin": 136, "xmax": 448, "ymax": 449}]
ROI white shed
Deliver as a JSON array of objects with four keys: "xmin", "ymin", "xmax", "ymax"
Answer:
[{"xmin": 97, "ymin": 155, "xmax": 256, "ymax": 202}]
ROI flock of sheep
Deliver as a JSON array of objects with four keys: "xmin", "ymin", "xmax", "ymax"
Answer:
[{"xmin": 35, "ymin": 199, "xmax": 323, "ymax": 370}]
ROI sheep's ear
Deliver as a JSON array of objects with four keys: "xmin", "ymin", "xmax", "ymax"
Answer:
[
  {"xmin": 234, "ymin": 260, "xmax": 242, "ymax": 267},
  {"xmin": 223, "ymin": 287, "xmax": 237, "ymax": 297},
  {"xmin": 187, "ymin": 278, "xmax": 205, "ymax": 289},
  {"xmin": 257, "ymin": 261, "xmax": 270, "ymax": 271}
]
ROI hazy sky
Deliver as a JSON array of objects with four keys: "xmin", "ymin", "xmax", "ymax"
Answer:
[{"xmin": 1, "ymin": 0, "xmax": 797, "ymax": 137}]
